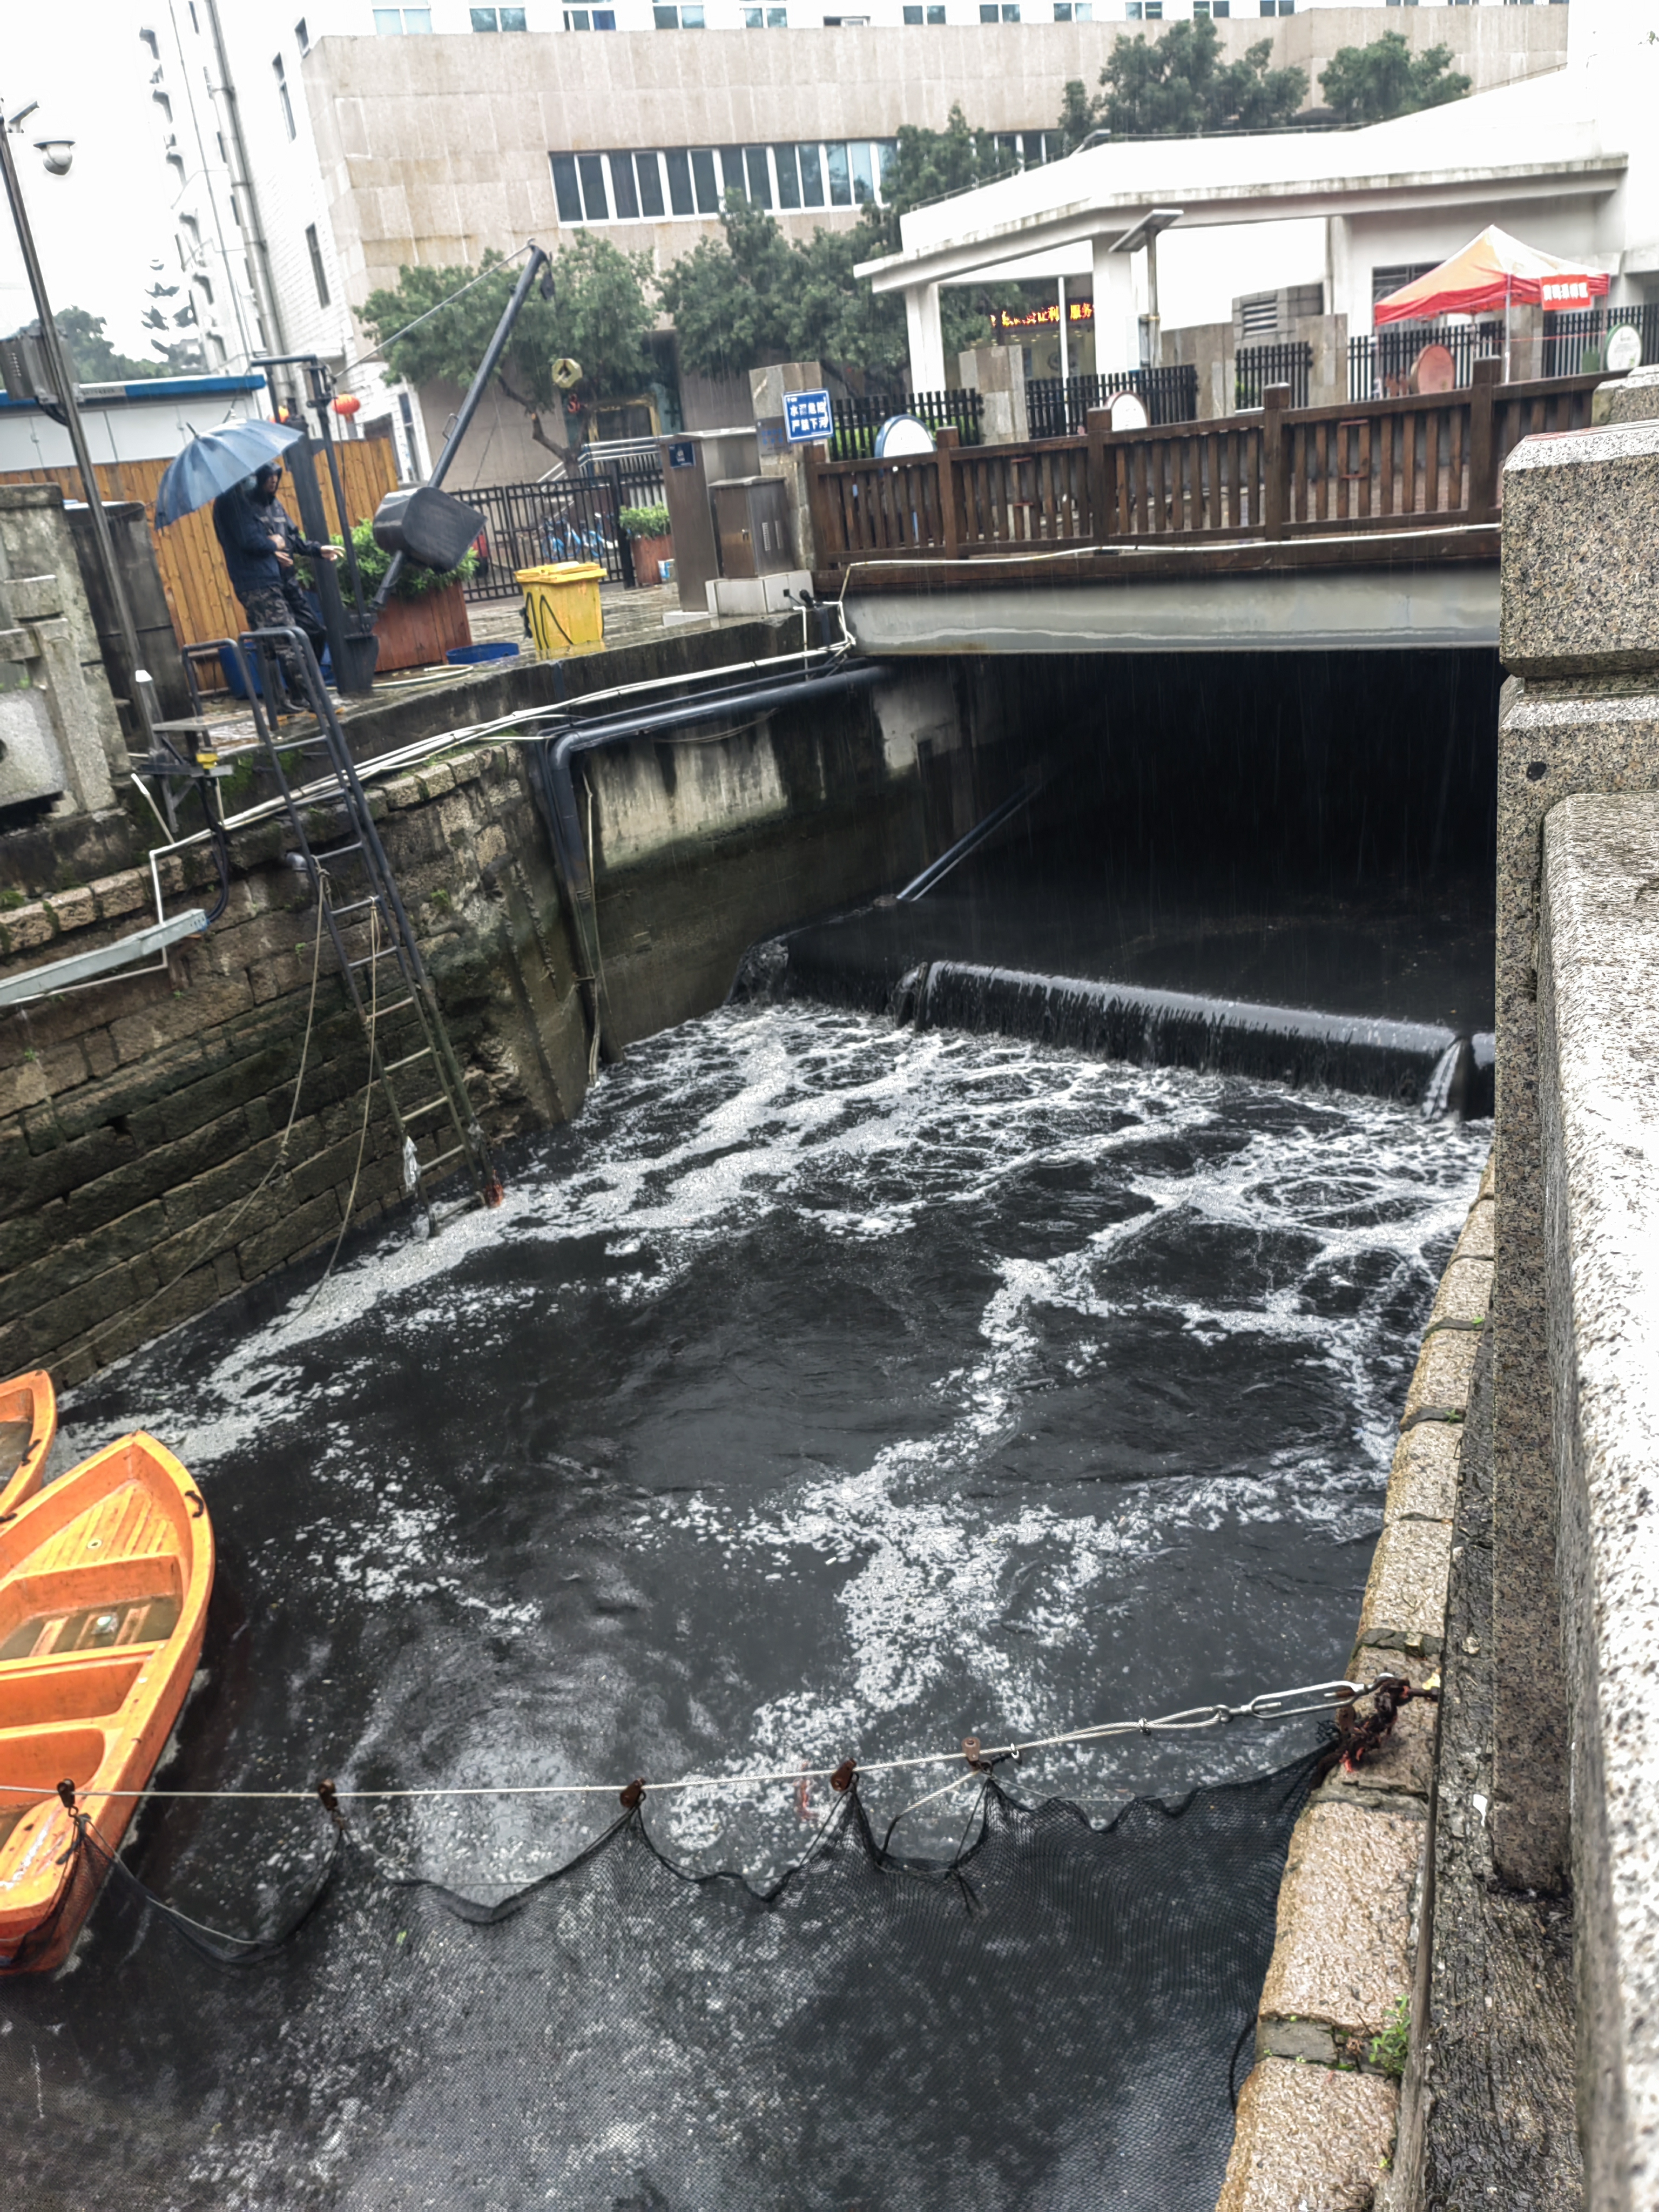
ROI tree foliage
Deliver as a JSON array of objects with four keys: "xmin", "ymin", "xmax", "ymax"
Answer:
[
  {"xmin": 1318, "ymin": 32, "xmax": 1471, "ymax": 125},
  {"xmin": 660, "ymin": 109, "xmax": 1031, "ymax": 386},
  {"xmin": 1063, "ymin": 18, "xmax": 1307, "ymax": 141},
  {"xmin": 52, "ymin": 307, "xmax": 176, "ymax": 382},
  {"xmin": 359, "ymin": 237, "xmax": 656, "ymax": 458}
]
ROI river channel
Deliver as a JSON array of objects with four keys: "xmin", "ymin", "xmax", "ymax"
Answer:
[{"xmin": 12, "ymin": 999, "xmax": 1488, "ymax": 2208}]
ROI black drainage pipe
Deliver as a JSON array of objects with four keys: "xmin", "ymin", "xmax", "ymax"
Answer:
[{"xmin": 535, "ymin": 656, "xmax": 890, "ymax": 1064}]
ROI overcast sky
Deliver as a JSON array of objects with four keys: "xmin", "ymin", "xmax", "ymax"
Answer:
[{"xmin": 1, "ymin": 5, "xmax": 180, "ymax": 358}]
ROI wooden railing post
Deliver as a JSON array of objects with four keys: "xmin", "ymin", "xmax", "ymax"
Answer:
[
  {"xmin": 935, "ymin": 424, "xmax": 961, "ymax": 559},
  {"xmin": 1468, "ymin": 354, "xmax": 1501, "ymax": 523},
  {"xmin": 1262, "ymin": 384, "xmax": 1290, "ymax": 538},
  {"xmin": 1085, "ymin": 406, "xmax": 1112, "ymax": 540},
  {"xmin": 805, "ymin": 442, "xmax": 841, "ymax": 570}
]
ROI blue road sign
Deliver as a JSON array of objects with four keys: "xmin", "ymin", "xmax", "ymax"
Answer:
[
  {"xmin": 667, "ymin": 440, "xmax": 698, "ymax": 468},
  {"xmin": 782, "ymin": 389, "xmax": 833, "ymax": 445}
]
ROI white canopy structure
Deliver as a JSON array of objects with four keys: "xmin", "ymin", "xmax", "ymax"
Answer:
[{"xmin": 858, "ymin": 0, "xmax": 1655, "ymax": 390}]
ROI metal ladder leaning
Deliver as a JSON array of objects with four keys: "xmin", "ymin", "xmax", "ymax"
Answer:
[{"xmin": 210, "ymin": 627, "xmax": 501, "ymax": 1231}]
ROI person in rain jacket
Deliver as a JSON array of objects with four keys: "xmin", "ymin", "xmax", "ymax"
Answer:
[
  {"xmin": 249, "ymin": 461, "xmax": 337, "ymax": 663},
  {"xmin": 211, "ymin": 470, "xmax": 340, "ymax": 685}
]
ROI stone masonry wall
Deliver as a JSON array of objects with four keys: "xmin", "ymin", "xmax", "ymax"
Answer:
[
  {"xmin": 1218, "ymin": 1160, "xmax": 1495, "ymax": 2212},
  {"xmin": 0, "ymin": 741, "xmax": 582, "ymax": 1390}
]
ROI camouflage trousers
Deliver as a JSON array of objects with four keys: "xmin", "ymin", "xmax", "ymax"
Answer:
[{"xmin": 241, "ymin": 583, "xmax": 332, "ymax": 701}]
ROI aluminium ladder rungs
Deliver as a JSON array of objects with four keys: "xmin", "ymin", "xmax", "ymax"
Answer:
[{"xmin": 225, "ymin": 623, "xmax": 500, "ymax": 1227}]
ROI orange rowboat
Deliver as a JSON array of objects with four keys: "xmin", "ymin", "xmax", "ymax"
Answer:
[
  {"xmin": 0, "ymin": 1369, "xmax": 56, "ymax": 1519},
  {"xmin": 0, "ymin": 1432, "xmax": 214, "ymax": 1972}
]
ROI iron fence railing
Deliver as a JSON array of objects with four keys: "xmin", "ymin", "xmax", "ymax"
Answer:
[
  {"xmin": 1236, "ymin": 342, "xmax": 1312, "ymax": 412},
  {"xmin": 463, "ymin": 466, "xmax": 664, "ymax": 598},
  {"xmin": 1026, "ymin": 366, "xmax": 1201, "ymax": 439},
  {"xmin": 1539, "ymin": 302, "xmax": 1659, "ymax": 381},
  {"xmin": 1348, "ymin": 322, "xmax": 1503, "ymax": 401},
  {"xmin": 830, "ymin": 388, "xmax": 984, "ymax": 460}
]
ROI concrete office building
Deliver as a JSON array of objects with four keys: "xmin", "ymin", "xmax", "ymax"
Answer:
[{"xmin": 138, "ymin": 2, "xmax": 1565, "ymax": 483}]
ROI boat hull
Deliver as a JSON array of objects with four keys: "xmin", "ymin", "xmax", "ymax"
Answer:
[
  {"xmin": 0, "ymin": 1432, "xmax": 214, "ymax": 1972},
  {"xmin": 0, "ymin": 1369, "xmax": 57, "ymax": 1519}
]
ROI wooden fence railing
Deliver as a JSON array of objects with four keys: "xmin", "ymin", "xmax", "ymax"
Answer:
[
  {"xmin": 808, "ymin": 363, "xmax": 1602, "ymax": 569},
  {"xmin": 0, "ymin": 436, "xmax": 399, "ymax": 652}
]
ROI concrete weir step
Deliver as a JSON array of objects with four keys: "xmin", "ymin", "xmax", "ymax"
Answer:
[{"xmin": 760, "ymin": 933, "xmax": 1494, "ymax": 1115}]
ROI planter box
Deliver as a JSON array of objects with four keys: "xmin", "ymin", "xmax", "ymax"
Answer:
[
  {"xmin": 628, "ymin": 534, "xmax": 673, "ymax": 589},
  {"xmin": 372, "ymin": 581, "xmax": 472, "ymax": 672}
]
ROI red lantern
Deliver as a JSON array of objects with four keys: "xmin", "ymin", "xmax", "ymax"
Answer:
[{"xmin": 333, "ymin": 393, "xmax": 362, "ymax": 419}]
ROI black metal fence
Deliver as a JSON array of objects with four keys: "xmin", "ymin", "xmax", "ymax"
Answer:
[
  {"xmin": 462, "ymin": 462, "xmax": 665, "ymax": 600},
  {"xmin": 830, "ymin": 388, "xmax": 984, "ymax": 460},
  {"xmin": 1026, "ymin": 366, "xmax": 1201, "ymax": 440},
  {"xmin": 1235, "ymin": 342, "xmax": 1312, "ymax": 412},
  {"xmin": 1540, "ymin": 302, "xmax": 1659, "ymax": 381},
  {"xmin": 1348, "ymin": 322, "xmax": 1502, "ymax": 401}
]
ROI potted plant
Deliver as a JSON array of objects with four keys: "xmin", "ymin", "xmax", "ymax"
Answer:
[
  {"xmin": 312, "ymin": 522, "xmax": 479, "ymax": 672},
  {"xmin": 619, "ymin": 503, "xmax": 673, "ymax": 588}
]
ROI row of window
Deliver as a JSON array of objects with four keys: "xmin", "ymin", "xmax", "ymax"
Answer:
[
  {"xmin": 390, "ymin": 1, "xmax": 1323, "ymax": 28},
  {"xmin": 374, "ymin": 7, "xmax": 530, "ymax": 26},
  {"xmin": 551, "ymin": 131, "xmax": 1061, "ymax": 222}
]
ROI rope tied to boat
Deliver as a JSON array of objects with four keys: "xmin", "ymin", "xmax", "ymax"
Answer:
[{"xmin": 0, "ymin": 1674, "xmax": 1382, "ymax": 1812}]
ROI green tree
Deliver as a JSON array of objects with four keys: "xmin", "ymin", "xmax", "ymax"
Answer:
[
  {"xmin": 656, "ymin": 192, "xmax": 798, "ymax": 382},
  {"xmin": 359, "ymin": 236, "xmax": 655, "ymax": 462},
  {"xmin": 1056, "ymin": 79, "xmax": 1097, "ymax": 158},
  {"xmin": 1065, "ymin": 17, "xmax": 1307, "ymax": 139},
  {"xmin": 661, "ymin": 105, "xmax": 1037, "ymax": 389},
  {"xmin": 52, "ymin": 307, "xmax": 172, "ymax": 383},
  {"xmin": 1319, "ymin": 32, "xmax": 1470, "ymax": 125}
]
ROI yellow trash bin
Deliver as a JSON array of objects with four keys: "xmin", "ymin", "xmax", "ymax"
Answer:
[{"xmin": 515, "ymin": 561, "xmax": 604, "ymax": 658}]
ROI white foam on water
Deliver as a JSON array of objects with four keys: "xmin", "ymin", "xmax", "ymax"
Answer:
[{"xmin": 71, "ymin": 1003, "xmax": 1487, "ymax": 1876}]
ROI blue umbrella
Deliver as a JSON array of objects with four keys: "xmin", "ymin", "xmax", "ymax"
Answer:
[{"xmin": 154, "ymin": 418, "xmax": 304, "ymax": 527}]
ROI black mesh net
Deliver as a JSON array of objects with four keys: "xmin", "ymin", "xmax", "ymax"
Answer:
[{"xmin": 2, "ymin": 1751, "xmax": 1320, "ymax": 2210}]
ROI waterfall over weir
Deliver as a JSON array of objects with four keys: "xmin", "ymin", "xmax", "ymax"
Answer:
[{"xmin": 765, "ymin": 941, "xmax": 1495, "ymax": 1118}]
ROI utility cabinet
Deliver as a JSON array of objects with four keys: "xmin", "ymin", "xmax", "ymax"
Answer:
[{"xmin": 710, "ymin": 476, "xmax": 792, "ymax": 578}]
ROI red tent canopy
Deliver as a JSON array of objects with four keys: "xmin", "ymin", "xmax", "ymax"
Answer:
[{"xmin": 1374, "ymin": 225, "xmax": 1610, "ymax": 325}]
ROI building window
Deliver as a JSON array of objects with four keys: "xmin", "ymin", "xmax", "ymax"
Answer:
[
  {"xmin": 295, "ymin": 16, "xmax": 310, "ymax": 50},
  {"xmin": 1125, "ymin": 2, "xmax": 1141, "ymax": 15},
  {"xmin": 188, "ymin": 3, "xmax": 200, "ymax": 29},
  {"xmin": 274, "ymin": 55, "xmax": 296, "ymax": 138},
  {"xmin": 745, "ymin": 4, "xmax": 787, "ymax": 17},
  {"xmin": 554, "ymin": 139, "xmax": 927, "ymax": 225},
  {"xmin": 208, "ymin": 332, "xmax": 228, "ymax": 365},
  {"xmin": 927, "ymin": 3, "xmax": 944, "ymax": 14},
  {"xmin": 194, "ymin": 272, "xmax": 215, "ymax": 305},
  {"xmin": 653, "ymin": 3, "xmax": 703, "ymax": 20},
  {"xmin": 473, "ymin": 6, "xmax": 530, "ymax": 23},
  {"xmin": 139, "ymin": 26, "xmax": 160, "ymax": 59},
  {"xmin": 1054, "ymin": 3, "xmax": 1092, "ymax": 15},
  {"xmin": 374, "ymin": 7, "xmax": 432, "ymax": 28},
  {"xmin": 305, "ymin": 222, "xmax": 330, "ymax": 306},
  {"xmin": 1143, "ymin": 1, "xmax": 1160, "ymax": 15}
]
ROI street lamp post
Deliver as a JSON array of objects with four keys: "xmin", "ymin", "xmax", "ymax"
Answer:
[{"xmin": 0, "ymin": 97, "xmax": 154, "ymax": 751}]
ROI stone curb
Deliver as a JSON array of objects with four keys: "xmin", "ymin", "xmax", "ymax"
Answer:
[{"xmin": 1216, "ymin": 1153, "xmax": 1494, "ymax": 2210}]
